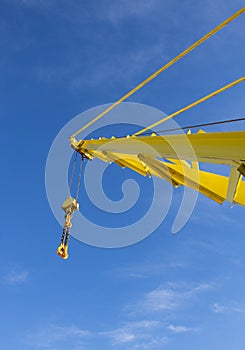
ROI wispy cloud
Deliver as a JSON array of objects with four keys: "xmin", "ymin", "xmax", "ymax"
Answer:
[
  {"xmin": 3, "ymin": 268, "xmax": 29, "ymax": 285},
  {"xmin": 93, "ymin": 0, "xmax": 163, "ymax": 24},
  {"xmin": 16, "ymin": 0, "xmax": 162, "ymax": 18},
  {"xmin": 101, "ymin": 281, "xmax": 206, "ymax": 348},
  {"xmin": 129, "ymin": 336, "xmax": 168, "ymax": 350},
  {"xmin": 15, "ymin": 0, "xmax": 56, "ymax": 8},
  {"xmin": 139, "ymin": 287, "xmax": 179, "ymax": 312},
  {"xmin": 25, "ymin": 321, "xmax": 168, "ymax": 350},
  {"xmin": 30, "ymin": 1, "xmax": 172, "ymax": 92},
  {"xmin": 12, "ymin": 0, "xmax": 244, "ymax": 94},
  {"xmin": 129, "ymin": 282, "xmax": 213, "ymax": 314},
  {"xmin": 101, "ymin": 320, "xmax": 160, "ymax": 343},
  {"xmin": 36, "ymin": 41, "xmax": 168, "ymax": 92},
  {"xmin": 167, "ymin": 324, "xmax": 198, "ymax": 333},
  {"xmin": 213, "ymin": 302, "xmax": 245, "ymax": 315},
  {"xmin": 101, "ymin": 320, "xmax": 168, "ymax": 350},
  {"xmin": 32, "ymin": 0, "xmax": 243, "ymax": 95},
  {"xmin": 25, "ymin": 324, "xmax": 90, "ymax": 349},
  {"xmin": 25, "ymin": 287, "xmax": 206, "ymax": 350},
  {"xmin": 113, "ymin": 260, "xmax": 187, "ymax": 280}
]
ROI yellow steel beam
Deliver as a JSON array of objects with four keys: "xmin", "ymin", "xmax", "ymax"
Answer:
[
  {"xmin": 163, "ymin": 159, "xmax": 245, "ymax": 206},
  {"xmin": 226, "ymin": 163, "xmax": 242, "ymax": 203},
  {"xmin": 71, "ymin": 131, "xmax": 245, "ymax": 166},
  {"xmin": 71, "ymin": 131, "xmax": 245, "ymax": 207}
]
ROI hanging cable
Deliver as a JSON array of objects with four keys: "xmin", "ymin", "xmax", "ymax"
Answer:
[
  {"xmin": 69, "ymin": 7, "xmax": 245, "ymax": 139},
  {"xmin": 133, "ymin": 76, "xmax": 245, "ymax": 136},
  {"xmin": 57, "ymin": 153, "xmax": 84, "ymax": 260},
  {"xmin": 68, "ymin": 152, "xmax": 78, "ymax": 196},
  {"xmin": 76, "ymin": 155, "xmax": 84, "ymax": 201}
]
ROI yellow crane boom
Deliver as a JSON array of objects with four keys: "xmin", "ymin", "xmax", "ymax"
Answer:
[
  {"xmin": 56, "ymin": 6, "xmax": 245, "ymax": 258},
  {"xmin": 70, "ymin": 131, "xmax": 245, "ymax": 207}
]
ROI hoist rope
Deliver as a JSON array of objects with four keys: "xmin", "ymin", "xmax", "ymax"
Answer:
[
  {"xmin": 76, "ymin": 156, "xmax": 83, "ymax": 201},
  {"xmin": 70, "ymin": 7, "xmax": 245, "ymax": 139},
  {"xmin": 133, "ymin": 76, "xmax": 245, "ymax": 136},
  {"xmin": 68, "ymin": 152, "xmax": 78, "ymax": 196},
  {"xmin": 68, "ymin": 152, "xmax": 84, "ymax": 200}
]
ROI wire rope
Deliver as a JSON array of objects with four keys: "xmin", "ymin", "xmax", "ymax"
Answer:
[
  {"xmin": 133, "ymin": 76, "xmax": 245, "ymax": 136},
  {"xmin": 70, "ymin": 7, "xmax": 245, "ymax": 139}
]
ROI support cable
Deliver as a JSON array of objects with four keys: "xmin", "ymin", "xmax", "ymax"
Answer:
[
  {"xmin": 133, "ymin": 76, "xmax": 245, "ymax": 136},
  {"xmin": 70, "ymin": 7, "xmax": 245, "ymax": 139},
  {"xmin": 140, "ymin": 117, "xmax": 245, "ymax": 136}
]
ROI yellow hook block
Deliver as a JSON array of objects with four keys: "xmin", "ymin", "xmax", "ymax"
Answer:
[
  {"xmin": 57, "ymin": 196, "xmax": 79, "ymax": 260},
  {"xmin": 57, "ymin": 243, "xmax": 69, "ymax": 260}
]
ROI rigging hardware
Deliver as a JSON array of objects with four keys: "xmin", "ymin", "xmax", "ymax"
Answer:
[{"xmin": 57, "ymin": 155, "xmax": 84, "ymax": 259}]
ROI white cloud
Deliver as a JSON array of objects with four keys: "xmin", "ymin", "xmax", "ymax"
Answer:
[
  {"xmin": 18, "ymin": 0, "xmax": 163, "ymax": 21},
  {"xmin": 25, "ymin": 304, "xmax": 202, "ymax": 350},
  {"xmin": 101, "ymin": 320, "xmax": 160, "ymax": 342},
  {"xmin": 101, "ymin": 320, "xmax": 167, "ymax": 349},
  {"xmin": 17, "ymin": 0, "xmax": 56, "ymax": 8},
  {"xmin": 213, "ymin": 302, "xmax": 245, "ymax": 315},
  {"xmin": 129, "ymin": 282, "xmax": 213, "ymax": 314},
  {"xmin": 130, "ymin": 336, "xmax": 168, "ymax": 350},
  {"xmin": 4, "ymin": 268, "xmax": 28, "ymax": 285},
  {"xmin": 113, "ymin": 260, "xmax": 187, "ymax": 280},
  {"xmin": 94, "ymin": 0, "xmax": 163, "ymax": 24},
  {"xmin": 167, "ymin": 324, "xmax": 198, "ymax": 333},
  {"xmin": 103, "ymin": 328, "xmax": 136, "ymax": 344},
  {"xmin": 32, "ymin": 0, "xmax": 245, "ymax": 95},
  {"xmin": 25, "ymin": 320, "xmax": 167, "ymax": 350},
  {"xmin": 25, "ymin": 324, "xmax": 90, "ymax": 349},
  {"xmin": 36, "ymin": 41, "xmax": 168, "ymax": 92},
  {"xmin": 128, "ymin": 272, "xmax": 147, "ymax": 279},
  {"xmin": 141, "ymin": 288, "xmax": 179, "ymax": 312}
]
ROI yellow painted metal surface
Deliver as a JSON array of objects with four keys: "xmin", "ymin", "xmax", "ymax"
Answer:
[
  {"xmin": 70, "ymin": 131, "xmax": 245, "ymax": 207},
  {"xmin": 72, "ymin": 131, "xmax": 245, "ymax": 165}
]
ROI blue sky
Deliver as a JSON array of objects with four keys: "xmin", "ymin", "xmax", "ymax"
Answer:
[{"xmin": 1, "ymin": 0, "xmax": 245, "ymax": 349}]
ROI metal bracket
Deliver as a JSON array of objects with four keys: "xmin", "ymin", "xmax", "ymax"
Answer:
[{"xmin": 238, "ymin": 163, "xmax": 245, "ymax": 177}]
